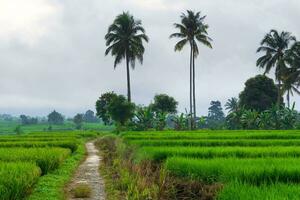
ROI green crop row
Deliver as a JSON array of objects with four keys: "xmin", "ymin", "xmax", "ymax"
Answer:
[
  {"xmin": 0, "ymin": 162, "xmax": 41, "ymax": 200},
  {"xmin": 165, "ymin": 157, "xmax": 300, "ymax": 184},
  {"xmin": 217, "ymin": 182, "xmax": 300, "ymax": 200},
  {"xmin": 0, "ymin": 148, "xmax": 70, "ymax": 174},
  {"xmin": 129, "ymin": 139, "xmax": 300, "ymax": 147},
  {"xmin": 122, "ymin": 130, "xmax": 300, "ymax": 140},
  {"xmin": 0, "ymin": 140, "xmax": 78, "ymax": 152},
  {"xmin": 136, "ymin": 146, "xmax": 300, "ymax": 162}
]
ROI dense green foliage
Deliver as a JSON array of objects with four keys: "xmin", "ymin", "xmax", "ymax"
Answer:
[
  {"xmin": 150, "ymin": 94, "xmax": 178, "ymax": 114},
  {"xmin": 239, "ymin": 75, "xmax": 279, "ymax": 111},
  {"xmin": 48, "ymin": 111, "xmax": 64, "ymax": 125}
]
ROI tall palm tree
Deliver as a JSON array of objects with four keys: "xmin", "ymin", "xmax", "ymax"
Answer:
[
  {"xmin": 105, "ymin": 12, "xmax": 149, "ymax": 102},
  {"xmin": 256, "ymin": 30, "xmax": 297, "ymax": 105},
  {"xmin": 170, "ymin": 10, "xmax": 212, "ymax": 129}
]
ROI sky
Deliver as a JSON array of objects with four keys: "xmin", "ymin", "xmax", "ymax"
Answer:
[{"xmin": 0, "ymin": 0, "xmax": 299, "ymax": 117}]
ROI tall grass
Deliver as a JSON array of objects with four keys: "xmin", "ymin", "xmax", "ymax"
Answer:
[
  {"xmin": 0, "ymin": 148, "xmax": 70, "ymax": 174},
  {"xmin": 136, "ymin": 146, "xmax": 300, "ymax": 162},
  {"xmin": 129, "ymin": 139, "xmax": 300, "ymax": 147},
  {"xmin": 217, "ymin": 182, "xmax": 300, "ymax": 200},
  {"xmin": 0, "ymin": 141, "xmax": 78, "ymax": 152},
  {"xmin": 0, "ymin": 162, "xmax": 41, "ymax": 200},
  {"xmin": 165, "ymin": 157, "xmax": 300, "ymax": 184}
]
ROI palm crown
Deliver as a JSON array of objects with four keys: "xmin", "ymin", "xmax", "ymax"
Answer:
[
  {"xmin": 257, "ymin": 30, "xmax": 296, "ymax": 80},
  {"xmin": 105, "ymin": 12, "xmax": 148, "ymax": 102},
  {"xmin": 170, "ymin": 10, "xmax": 212, "ymax": 54},
  {"xmin": 105, "ymin": 12, "xmax": 149, "ymax": 68}
]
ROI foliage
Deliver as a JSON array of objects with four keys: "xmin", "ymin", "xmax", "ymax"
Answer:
[
  {"xmin": 131, "ymin": 106, "xmax": 154, "ymax": 131},
  {"xmin": 170, "ymin": 10, "xmax": 212, "ymax": 129},
  {"xmin": 47, "ymin": 110, "xmax": 64, "ymax": 125},
  {"xmin": 207, "ymin": 101, "xmax": 225, "ymax": 129},
  {"xmin": 105, "ymin": 12, "xmax": 149, "ymax": 102},
  {"xmin": 239, "ymin": 75, "xmax": 279, "ymax": 111},
  {"xmin": 83, "ymin": 110, "xmax": 99, "ymax": 123},
  {"xmin": 108, "ymin": 94, "xmax": 135, "ymax": 126},
  {"xmin": 95, "ymin": 92, "xmax": 118, "ymax": 125},
  {"xmin": 73, "ymin": 114, "xmax": 84, "ymax": 129},
  {"xmin": 225, "ymin": 97, "xmax": 238, "ymax": 113},
  {"xmin": 20, "ymin": 115, "xmax": 38, "ymax": 125},
  {"xmin": 150, "ymin": 94, "xmax": 178, "ymax": 114}
]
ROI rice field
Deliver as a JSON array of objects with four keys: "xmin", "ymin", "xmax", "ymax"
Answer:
[
  {"xmin": 0, "ymin": 131, "xmax": 100, "ymax": 200},
  {"xmin": 122, "ymin": 130, "xmax": 300, "ymax": 199}
]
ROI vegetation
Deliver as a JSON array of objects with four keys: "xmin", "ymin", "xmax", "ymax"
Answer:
[
  {"xmin": 96, "ymin": 130, "xmax": 300, "ymax": 199},
  {"xmin": 170, "ymin": 10, "xmax": 212, "ymax": 129},
  {"xmin": 105, "ymin": 12, "xmax": 149, "ymax": 102}
]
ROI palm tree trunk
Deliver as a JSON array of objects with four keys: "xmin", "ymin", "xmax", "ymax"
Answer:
[
  {"xmin": 126, "ymin": 53, "xmax": 131, "ymax": 102},
  {"xmin": 192, "ymin": 42, "xmax": 196, "ymax": 128},
  {"xmin": 277, "ymin": 79, "xmax": 281, "ymax": 107},
  {"xmin": 287, "ymin": 90, "xmax": 290, "ymax": 108},
  {"xmin": 189, "ymin": 43, "xmax": 193, "ymax": 130}
]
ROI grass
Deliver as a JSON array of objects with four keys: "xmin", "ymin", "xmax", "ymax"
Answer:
[
  {"xmin": 129, "ymin": 138, "xmax": 300, "ymax": 147},
  {"xmin": 72, "ymin": 183, "xmax": 92, "ymax": 198},
  {"xmin": 0, "ymin": 119, "xmax": 113, "ymax": 134},
  {"xmin": 218, "ymin": 182, "xmax": 300, "ymax": 200},
  {"xmin": 135, "ymin": 146, "xmax": 300, "ymax": 162},
  {"xmin": 165, "ymin": 157, "xmax": 300, "ymax": 184},
  {"xmin": 0, "ymin": 148, "xmax": 70, "ymax": 174},
  {"xmin": 28, "ymin": 142, "xmax": 86, "ymax": 200},
  {"xmin": 119, "ymin": 130, "xmax": 300, "ymax": 199},
  {"xmin": 0, "ymin": 162, "xmax": 41, "ymax": 200}
]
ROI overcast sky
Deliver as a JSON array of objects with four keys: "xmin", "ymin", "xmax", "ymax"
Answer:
[{"xmin": 0, "ymin": 0, "xmax": 299, "ymax": 117}]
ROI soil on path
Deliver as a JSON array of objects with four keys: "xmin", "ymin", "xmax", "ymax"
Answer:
[{"xmin": 67, "ymin": 141, "xmax": 105, "ymax": 200}]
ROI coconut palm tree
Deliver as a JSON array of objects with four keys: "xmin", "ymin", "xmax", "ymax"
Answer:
[
  {"xmin": 225, "ymin": 97, "xmax": 238, "ymax": 113},
  {"xmin": 256, "ymin": 30, "xmax": 297, "ymax": 105},
  {"xmin": 105, "ymin": 12, "xmax": 149, "ymax": 102},
  {"xmin": 170, "ymin": 10, "xmax": 212, "ymax": 129}
]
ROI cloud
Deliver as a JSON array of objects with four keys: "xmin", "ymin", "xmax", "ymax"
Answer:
[
  {"xmin": 0, "ymin": 0, "xmax": 299, "ymax": 116},
  {"xmin": 0, "ymin": 0, "xmax": 61, "ymax": 45}
]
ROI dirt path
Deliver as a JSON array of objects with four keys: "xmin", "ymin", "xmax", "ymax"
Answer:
[{"xmin": 67, "ymin": 141, "xmax": 105, "ymax": 200}]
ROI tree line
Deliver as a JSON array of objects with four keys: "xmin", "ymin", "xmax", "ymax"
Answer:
[{"xmin": 102, "ymin": 10, "xmax": 300, "ymax": 131}]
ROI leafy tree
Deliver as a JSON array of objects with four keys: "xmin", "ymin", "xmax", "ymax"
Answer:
[
  {"xmin": 107, "ymin": 94, "xmax": 135, "ymax": 126},
  {"xmin": 73, "ymin": 114, "xmax": 84, "ymax": 129},
  {"xmin": 207, "ymin": 101, "xmax": 225, "ymax": 129},
  {"xmin": 225, "ymin": 97, "xmax": 238, "ymax": 113},
  {"xmin": 20, "ymin": 115, "xmax": 38, "ymax": 125},
  {"xmin": 239, "ymin": 75, "xmax": 279, "ymax": 112},
  {"xmin": 83, "ymin": 110, "xmax": 98, "ymax": 123},
  {"xmin": 105, "ymin": 12, "xmax": 149, "ymax": 102},
  {"xmin": 170, "ymin": 10, "xmax": 212, "ymax": 129},
  {"xmin": 96, "ymin": 92, "xmax": 118, "ymax": 125},
  {"xmin": 256, "ymin": 30, "xmax": 297, "ymax": 105},
  {"xmin": 47, "ymin": 110, "xmax": 64, "ymax": 125},
  {"xmin": 150, "ymin": 94, "xmax": 178, "ymax": 114}
]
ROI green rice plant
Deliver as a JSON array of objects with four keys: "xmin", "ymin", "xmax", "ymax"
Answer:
[
  {"xmin": 136, "ymin": 146, "xmax": 300, "ymax": 162},
  {"xmin": 165, "ymin": 157, "xmax": 300, "ymax": 184},
  {"xmin": 122, "ymin": 130, "xmax": 300, "ymax": 140},
  {"xmin": 0, "ymin": 148, "xmax": 70, "ymax": 174},
  {"xmin": 129, "ymin": 139, "xmax": 300, "ymax": 147},
  {"xmin": 217, "ymin": 182, "xmax": 300, "ymax": 200},
  {"xmin": 0, "ymin": 140, "xmax": 78, "ymax": 152},
  {"xmin": 0, "ymin": 162, "xmax": 41, "ymax": 200}
]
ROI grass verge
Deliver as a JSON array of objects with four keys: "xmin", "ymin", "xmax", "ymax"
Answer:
[{"xmin": 27, "ymin": 141, "xmax": 85, "ymax": 200}]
